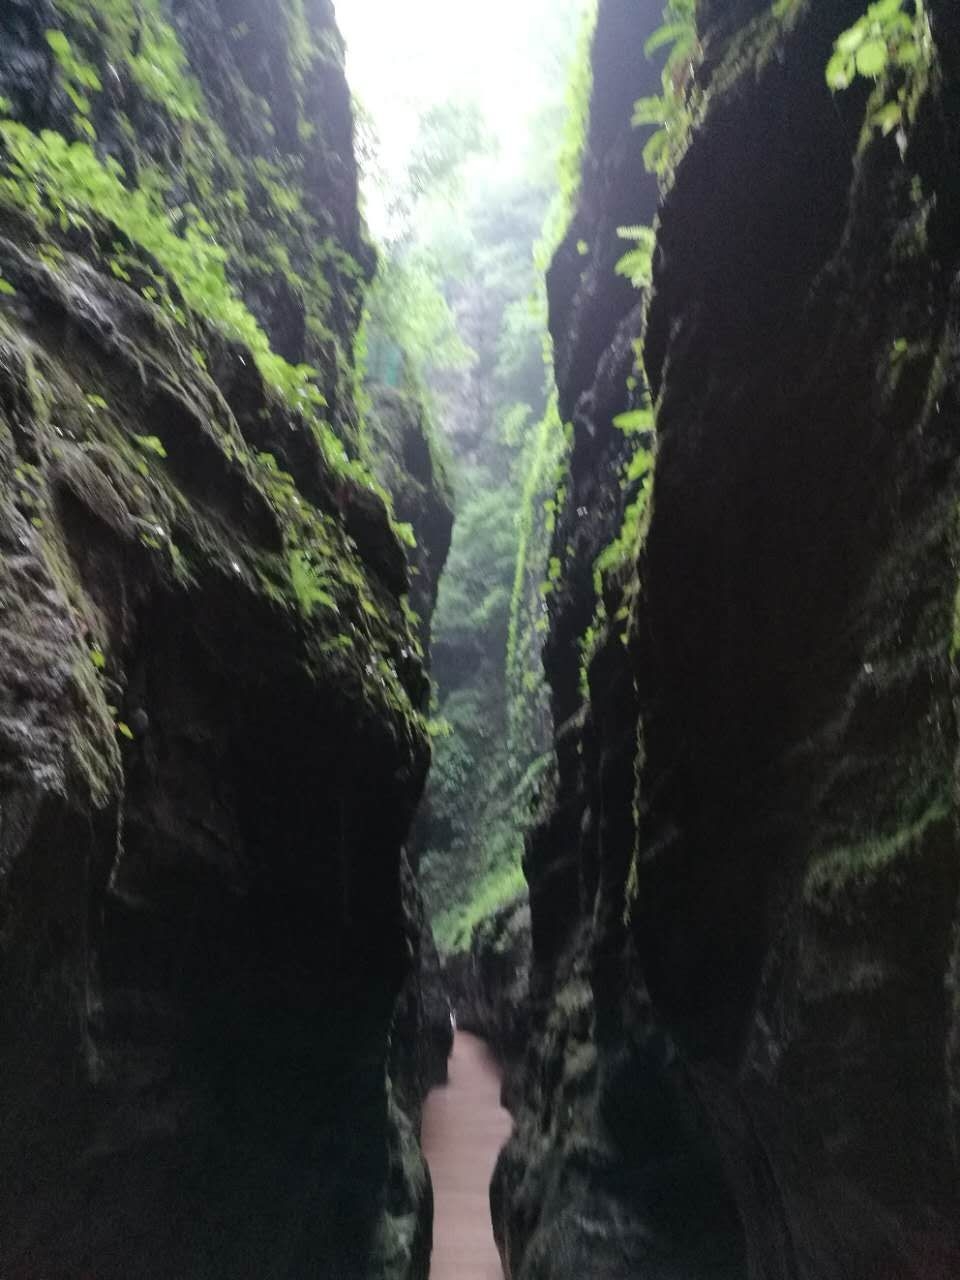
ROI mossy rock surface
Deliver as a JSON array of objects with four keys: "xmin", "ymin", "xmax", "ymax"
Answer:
[{"xmin": 0, "ymin": 5, "xmax": 439, "ymax": 1277}]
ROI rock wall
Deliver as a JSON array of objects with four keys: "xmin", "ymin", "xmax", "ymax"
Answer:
[
  {"xmin": 444, "ymin": 895, "xmax": 531, "ymax": 1106},
  {"xmin": 494, "ymin": 1, "xmax": 960, "ymax": 1277},
  {"xmin": 0, "ymin": 3, "xmax": 449, "ymax": 1277},
  {"xmin": 367, "ymin": 383, "xmax": 454, "ymax": 656},
  {"xmin": 371, "ymin": 387, "xmax": 456, "ymax": 1115}
]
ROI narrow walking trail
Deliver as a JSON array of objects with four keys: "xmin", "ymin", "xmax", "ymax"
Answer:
[{"xmin": 422, "ymin": 1032, "xmax": 513, "ymax": 1279}]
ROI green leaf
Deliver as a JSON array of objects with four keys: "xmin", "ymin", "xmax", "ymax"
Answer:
[
  {"xmin": 644, "ymin": 21, "xmax": 691, "ymax": 58},
  {"xmin": 0, "ymin": 277, "xmax": 15, "ymax": 296},
  {"xmin": 826, "ymin": 51, "xmax": 855, "ymax": 90},
  {"xmin": 85, "ymin": 393, "xmax": 109, "ymax": 410},
  {"xmin": 617, "ymin": 224, "xmax": 656, "ymax": 247},
  {"xmin": 613, "ymin": 409, "xmax": 654, "ymax": 434},
  {"xmin": 625, "ymin": 448, "xmax": 654, "ymax": 482},
  {"xmin": 664, "ymin": 31, "xmax": 697, "ymax": 75},
  {"xmin": 837, "ymin": 25, "xmax": 867, "ymax": 55},
  {"xmin": 615, "ymin": 248, "xmax": 653, "ymax": 288},
  {"xmin": 44, "ymin": 29, "xmax": 71, "ymax": 58},
  {"xmin": 871, "ymin": 100, "xmax": 903, "ymax": 134},
  {"xmin": 394, "ymin": 521, "xmax": 417, "ymax": 549},
  {"xmin": 89, "ymin": 647, "xmax": 106, "ymax": 670},
  {"xmin": 116, "ymin": 721, "xmax": 134, "ymax": 740},
  {"xmin": 868, "ymin": 0, "xmax": 906, "ymax": 20},
  {"xmin": 856, "ymin": 38, "xmax": 889, "ymax": 77},
  {"xmin": 133, "ymin": 434, "xmax": 167, "ymax": 458},
  {"xmin": 632, "ymin": 96, "xmax": 667, "ymax": 127},
  {"xmin": 642, "ymin": 127, "xmax": 672, "ymax": 175},
  {"xmin": 288, "ymin": 549, "xmax": 339, "ymax": 617}
]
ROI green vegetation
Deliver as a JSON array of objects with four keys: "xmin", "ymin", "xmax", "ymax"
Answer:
[
  {"xmin": 0, "ymin": 3, "xmax": 428, "ymax": 549},
  {"xmin": 579, "ymin": 0, "xmax": 701, "ymax": 692},
  {"xmin": 806, "ymin": 796, "xmax": 949, "ymax": 894},
  {"xmin": 0, "ymin": 1, "xmax": 437, "ymax": 762},
  {"xmin": 0, "ymin": 122, "xmax": 328, "ymax": 415},
  {"xmin": 827, "ymin": 0, "xmax": 921, "ymax": 90},
  {"xmin": 347, "ymin": 5, "xmax": 592, "ymax": 950},
  {"xmin": 629, "ymin": 0, "xmax": 699, "ymax": 179},
  {"xmin": 614, "ymin": 225, "xmax": 656, "ymax": 290},
  {"xmin": 826, "ymin": 0, "xmax": 930, "ymax": 136},
  {"xmin": 51, "ymin": 0, "xmax": 203, "ymax": 119},
  {"xmin": 538, "ymin": 4, "xmax": 597, "ymax": 265},
  {"xmin": 133, "ymin": 434, "xmax": 168, "ymax": 459}
]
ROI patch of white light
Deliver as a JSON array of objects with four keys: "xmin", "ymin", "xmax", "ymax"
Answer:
[{"xmin": 334, "ymin": 0, "xmax": 589, "ymax": 237}]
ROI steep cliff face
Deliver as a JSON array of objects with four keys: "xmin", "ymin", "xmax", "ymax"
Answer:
[
  {"xmin": 367, "ymin": 383, "xmax": 454, "ymax": 655},
  {"xmin": 0, "ymin": 3, "xmax": 445, "ymax": 1277},
  {"xmin": 444, "ymin": 894, "xmax": 531, "ymax": 1106},
  {"xmin": 494, "ymin": 1, "xmax": 960, "ymax": 1277},
  {"xmin": 369, "ymin": 383, "xmax": 456, "ymax": 1118}
]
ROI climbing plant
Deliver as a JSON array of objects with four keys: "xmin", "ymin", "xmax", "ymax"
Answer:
[
  {"xmin": 537, "ymin": 3, "xmax": 598, "ymax": 268},
  {"xmin": 614, "ymin": 224, "xmax": 656, "ymax": 289},
  {"xmin": 412, "ymin": 5, "xmax": 594, "ymax": 950},
  {"xmin": 629, "ymin": 0, "xmax": 699, "ymax": 179},
  {"xmin": 826, "ymin": 0, "xmax": 930, "ymax": 135},
  {"xmin": 0, "ymin": 123, "xmax": 326, "ymax": 415}
]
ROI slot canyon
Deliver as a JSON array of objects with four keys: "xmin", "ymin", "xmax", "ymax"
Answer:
[{"xmin": 0, "ymin": 1, "xmax": 958, "ymax": 1277}]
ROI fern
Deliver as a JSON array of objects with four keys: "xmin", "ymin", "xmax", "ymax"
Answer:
[
  {"xmin": 631, "ymin": 0, "xmax": 699, "ymax": 180},
  {"xmin": 288, "ymin": 549, "xmax": 339, "ymax": 618},
  {"xmin": 0, "ymin": 123, "xmax": 327, "ymax": 416},
  {"xmin": 613, "ymin": 409, "xmax": 654, "ymax": 434},
  {"xmin": 614, "ymin": 225, "xmax": 655, "ymax": 289}
]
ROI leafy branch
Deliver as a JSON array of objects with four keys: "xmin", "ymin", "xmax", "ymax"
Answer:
[
  {"xmin": 630, "ymin": 0, "xmax": 699, "ymax": 179},
  {"xmin": 614, "ymin": 224, "xmax": 655, "ymax": 290},
  {"xmin": 826, "ymin": 0, "xmax": 928, "ymax": 136}
]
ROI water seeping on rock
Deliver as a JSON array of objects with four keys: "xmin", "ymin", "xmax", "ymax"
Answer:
[{"xmin": 1, "ymin": 1, "xmax": 959, "ymax": 1278}]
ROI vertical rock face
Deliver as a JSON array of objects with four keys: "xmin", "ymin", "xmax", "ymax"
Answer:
[
  {"xmin": 367, "ymin": 384, "xmax": 455, "ymax": 656},
  {"xmin": 0, "ymin": 3, "xmax": 447, "ymax": 1277},
  {"xmin": 495, "ymin": 1, "xmax": 960, "ymax": 1278},
  {"xmin": 444, "ymin": 895, "xmax": 531, "ymax": 1107}
]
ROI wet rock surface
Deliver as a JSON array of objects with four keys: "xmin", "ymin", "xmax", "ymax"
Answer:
[
  {"xmin": 492, "ymin": 1, "xmax": 960, "ymax": 1277},
  {"xmin": 445, "ymin": 896, "xmax": 531, "ymax": 1108},
  {"xmin": 367, "ymin": 384, "xmax": 455, "ymax": 655},
  {"xmin": 0, "ymin": 3, "xmax": 450, "ymax": 1277}
]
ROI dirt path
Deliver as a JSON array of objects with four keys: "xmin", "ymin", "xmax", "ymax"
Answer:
[{"xmin": 421, "ymin": 1031, "xmax": 513, "ymax": 1280}]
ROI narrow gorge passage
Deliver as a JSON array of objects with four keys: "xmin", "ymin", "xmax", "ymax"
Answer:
[
  {"xmin": 3, "ymin": 1, "xmax": 960, "ymax": 1277},
  {"xmin": 422, "ymin": 1034, "xmax": 513, "ymax": 1280}
]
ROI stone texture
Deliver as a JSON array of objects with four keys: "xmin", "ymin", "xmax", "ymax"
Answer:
[
  {"xmin": 493, "ymin": 1, "xmax": 960, "ymax": 1277},
  {"xmin": 445, "ymin": 896, "xmax": 531, "ymax": 1108},
  {"xmin": 0, "ymin": 3, "xmax": 451, "ymax": 1276}
]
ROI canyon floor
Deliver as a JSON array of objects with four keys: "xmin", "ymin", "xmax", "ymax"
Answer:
[{"xmin": 422, "ymin": 1034, "xmax": 512, "ymax": 1279}]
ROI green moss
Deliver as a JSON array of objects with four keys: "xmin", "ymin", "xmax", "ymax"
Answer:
[
  {"xmin": 505, "ymin": 396, "xmax": 568, "ymax": 692},
  {"xmin": 2, "ymin": 278, "xmax": 422, "ymax": 745},
  {"xmin": 0, "ymin": 124, "xmax": 325, "ymax": 410},
  {"xmin": 536, "ymin": 4, "xmax": 598, "ymax": 268},
  {"xmin": 3, "ymin": 0, "xmax": 379, "ymax": 465},
  {"xmin": 433, "ymin": 859, "xmax": 526, "ymax": 953},
  {"xmin": 52, "ymin": 0, "xmax": 204, "ymax": 119},
  {"xmin": 806, "ymin": 795, "xmax": 950, "ymax": 893}
]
